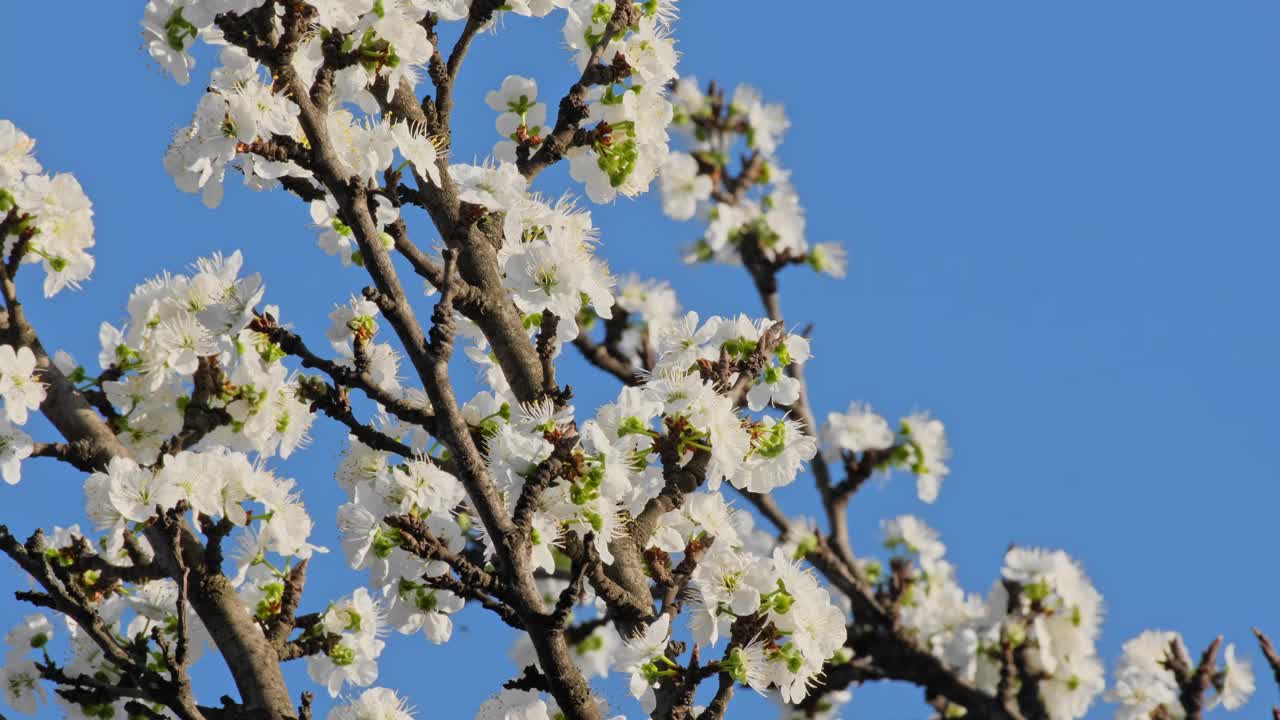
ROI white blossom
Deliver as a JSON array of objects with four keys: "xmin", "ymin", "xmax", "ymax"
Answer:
[
  {"xmin": 0, "ymin": 419, "xmax": 32, "ymax": 485},
  {"xmin": 328, "ymin": 687, "xmax": 414, "ymax": 720},
  {"xmin": 0, "ymin": 121, "xmax": 40, "ymax": 187}
]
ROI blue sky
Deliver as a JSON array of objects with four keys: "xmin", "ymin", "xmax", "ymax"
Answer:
[{"xmin": 2, "ymin": 2, "xmax": 1279, "ymax": 718}]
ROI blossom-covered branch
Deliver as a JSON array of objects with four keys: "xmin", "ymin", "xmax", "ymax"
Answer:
[{"xmin": 0, "ymin": 2, "xmax": 1266, "ymax": 720}]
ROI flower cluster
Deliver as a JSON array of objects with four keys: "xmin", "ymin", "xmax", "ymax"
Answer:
[
  {"xmin": 86, "ymin": 251, "xmax": 317, "ymax": 463},
  {"xmin": 659, "ymin": 80, "xmax": 847, "ymax": 279},
  {"xmin": 0, "ymin": 614, "xmax": 53, "ymax": 715},
  {"xmin": 86, "ymin": 448, "xmax": 322, "ymax": 565},
  {"xmin": 865, "ymin": 518, "xmax": 1108, "ymax": 719},
  {"xmin": 608, "ymin": 273, "xmax": 681, "ymax": 366},
  {"xmin": 496, "ymin": 192, "xmax": 616, "ymax": 343},
  {"xmin": 306, "ymin": 588, "xmax": 387, "ymax": 697},
  {"xmin": 0, "ymin": 120, "xmax": 96, "ymax": 296},
  {"xmin": 819, "ymin": 403, "xmax": 953, "ymax": 503},
  {"xmin": 165, "ymin": 45, "xmax": 307, "ymax": 208},
  {"xmin": 611, "ymin": 501, "xmax": 847, "ymax": 710},
  {"xmin": 1109, "ymin": 630, "xmax": 1254, "ymax": 719},
  {"xmin": 145, "ymin": 0, "xmax": 435, "ymax": 100},
  {"xmin": 336, "ymin": 448, "xmax": 469, "ymax": 647},
  {"xmin": 641, "ymin": 312, "xmax": 818, "ymax": 492},
  {"xmin": 0, "ymin": 343, "xmax": 42, "ymax": 483},
  {"xmin": 453, "ymin": 307, "xmax": 812, "ymax": 573},
  {"xmin": 683, "ymin": 544, "xmax": 849, "ymax": 704},
  {"xmin": 488, "ymin": 75, "xmax": 548, "ymax": 164},
  {"xmin": 560, "ymin": 0, "xmax": 680, "ymax": 202},
  {"xmin": 328, "ymin": 687, "xmax": 415, "ymax": 720},
  {"xmin": 158, "ymin": 2, "xmax": 450, "ymax": 211},
  {"xmin": 327, "ymin": 294, "xmax": 404, "ymax": 390},
  {"xmin": 3, "ymin": 547, "xmax": 217, "ymax": 719},
  {"xmin": 319, "ymin": 111, "xmax": 441, "ymax": 187}
]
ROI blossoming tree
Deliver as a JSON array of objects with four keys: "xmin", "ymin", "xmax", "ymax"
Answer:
[{"xmin": 0, "ymin": 1, "xmax": 1272, "ymax": 719}]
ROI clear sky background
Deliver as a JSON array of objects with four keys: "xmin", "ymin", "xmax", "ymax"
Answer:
[{"xmin": 2, "ymin": 2, "xmax": 1279, "ymax": 718}]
